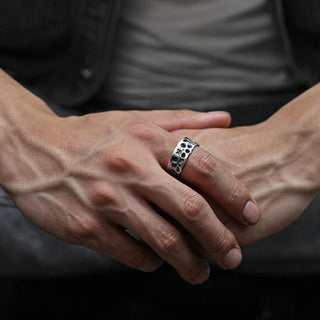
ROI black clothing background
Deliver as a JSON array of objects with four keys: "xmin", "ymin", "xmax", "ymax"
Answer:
[{"xmin": 0, "ymin": 0, "xmax": 319, "ymax": 106}]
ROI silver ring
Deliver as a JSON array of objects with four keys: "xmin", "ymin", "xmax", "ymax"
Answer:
[{"xmin": 168, "ymin": 137, "xmax": 199, "ymax": 176}]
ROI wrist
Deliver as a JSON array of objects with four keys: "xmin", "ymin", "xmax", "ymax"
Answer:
[
  {"xmin": 0, "ymin": 70, "xmax": 58, "ymax": 190},
  {"xmin": 265, "ymin": 83, "xmax": 320, "ymax": 193}
]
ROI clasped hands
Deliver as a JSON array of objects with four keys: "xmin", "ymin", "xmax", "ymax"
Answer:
[{"xmin": 4, "ymin": 79, "xmax": 320, "ymax": 285}]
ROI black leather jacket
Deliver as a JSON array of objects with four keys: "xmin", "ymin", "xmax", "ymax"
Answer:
[{"xmin": 0, "ymin": 0, "xmax": 319, "ymax": 106}]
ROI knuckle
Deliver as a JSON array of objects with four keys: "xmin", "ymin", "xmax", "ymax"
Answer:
[
  {"xmin": 181, "ymin": 190, "xmax": 205, "ymax": 219},
  {"xmin": 70, "ymin": 216, "xmax": 98, "ymax": 241},
  {"xmin": 176, "ymin": 109, "xmax": 191, "ymax": 117},
  {"xmin": 124, "ymin": 121, "xmax": 160, "ymax": 145},
  {"xmin": 229, "ymin": 182, "xmax": 246, "ymax": 205},
  {"xmin": 127, "ymin": 253, "xmax": 160, "ymax": 273},
  {"xmin": 105, "ymin": 145, "xmax": 135, "ymax": 174},
  {"xmin": 126, "ymin": 110, "xmax": 141, "ymax": 121},
  {"xmin": 197, "ymin": 151, "xmax": 219, "ymax": 177},
  {"xmin": 158, "ymin": 231, "xmax": 181, "ymax": 253},
  {"xmin": 174, "ymin": 109, "xmax": 191, "ymax": 128},
  {"xmin": 128, "ymin": 253, "xmax": 146, "ymax": 270},
  {"xmin": 185, "ymin": 263, "xmax": 207, "ymax": 284},
  {"xmin": 212, "ymin": 229, "xmax": 234, "ymax": 255},
  {"xmin": 90, "ymin": 187, "xmax": 118, "ymax": 209}
]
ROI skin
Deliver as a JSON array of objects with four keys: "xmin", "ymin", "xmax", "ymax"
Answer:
[
  {"xmin": 174, "ymin": 83, "xmax": 320, "ymax": 248},
  {"xmin": 0, "ymin": 69, "xmax": 260, "ymax": 284}
]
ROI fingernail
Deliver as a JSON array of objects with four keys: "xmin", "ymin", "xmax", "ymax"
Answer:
[
  {"xmin": 242, "ymin": 201, "xmax": 260, "ymax": 225},
  {"xmin": 208, "ymin": 111, "xmax": 229, "ymax": 115},
  {"xmin": 222, "ymin": 247, "xmax": 242, "ymax": 269},
  {"xmin": 194, "ymin": 264, "xmax": 211, "ymax": 285}
]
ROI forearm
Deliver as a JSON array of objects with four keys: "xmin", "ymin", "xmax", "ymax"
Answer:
[{"xmin": 264, "ymin": 82, "xmax": 320, "ymax": 194}]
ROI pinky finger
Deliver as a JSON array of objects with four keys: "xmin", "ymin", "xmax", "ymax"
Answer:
[{"xmin": 90, "ymin": 226, "xmax": 164, "ymax": 273}]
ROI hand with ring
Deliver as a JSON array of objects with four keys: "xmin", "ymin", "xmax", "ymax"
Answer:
[{"xmin": 1, "ymin": 75, "xmax": 260, "ymax": 284}]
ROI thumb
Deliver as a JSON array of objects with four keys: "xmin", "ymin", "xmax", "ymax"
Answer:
[{"xmin": 131, "ymin": 109, "xmax": 231, "ymax": 131}]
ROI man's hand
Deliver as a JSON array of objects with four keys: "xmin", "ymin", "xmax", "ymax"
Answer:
[
  {"xmin": 174, "ymin": 84, "xmax": 320, "ymax": 247},
  {"xmin": 0, "ymin": 70, "xmax": 260, "ymax": 284}
]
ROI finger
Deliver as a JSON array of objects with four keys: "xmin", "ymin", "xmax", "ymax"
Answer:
[
  {"xmin": 109, "ymin": 197, "xmax": 210, "ymax": 285},
  {"xmin": 182, "ymin": 147, "xmax": 260, "ymax": 225},
  {"xmin": 156, "ymin": 137, "xmax": 260, "ymax": 226},
  {"xmin": 140, "ymin": 172, "xmax": 242, "ymax": 270},
  {"xmin": 89, "ymin": 225, "xmax": 164, "ymax": 273},
  {"xmin": 132, "ymin": 109, "xmax": 231, "ymax": 131}
]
